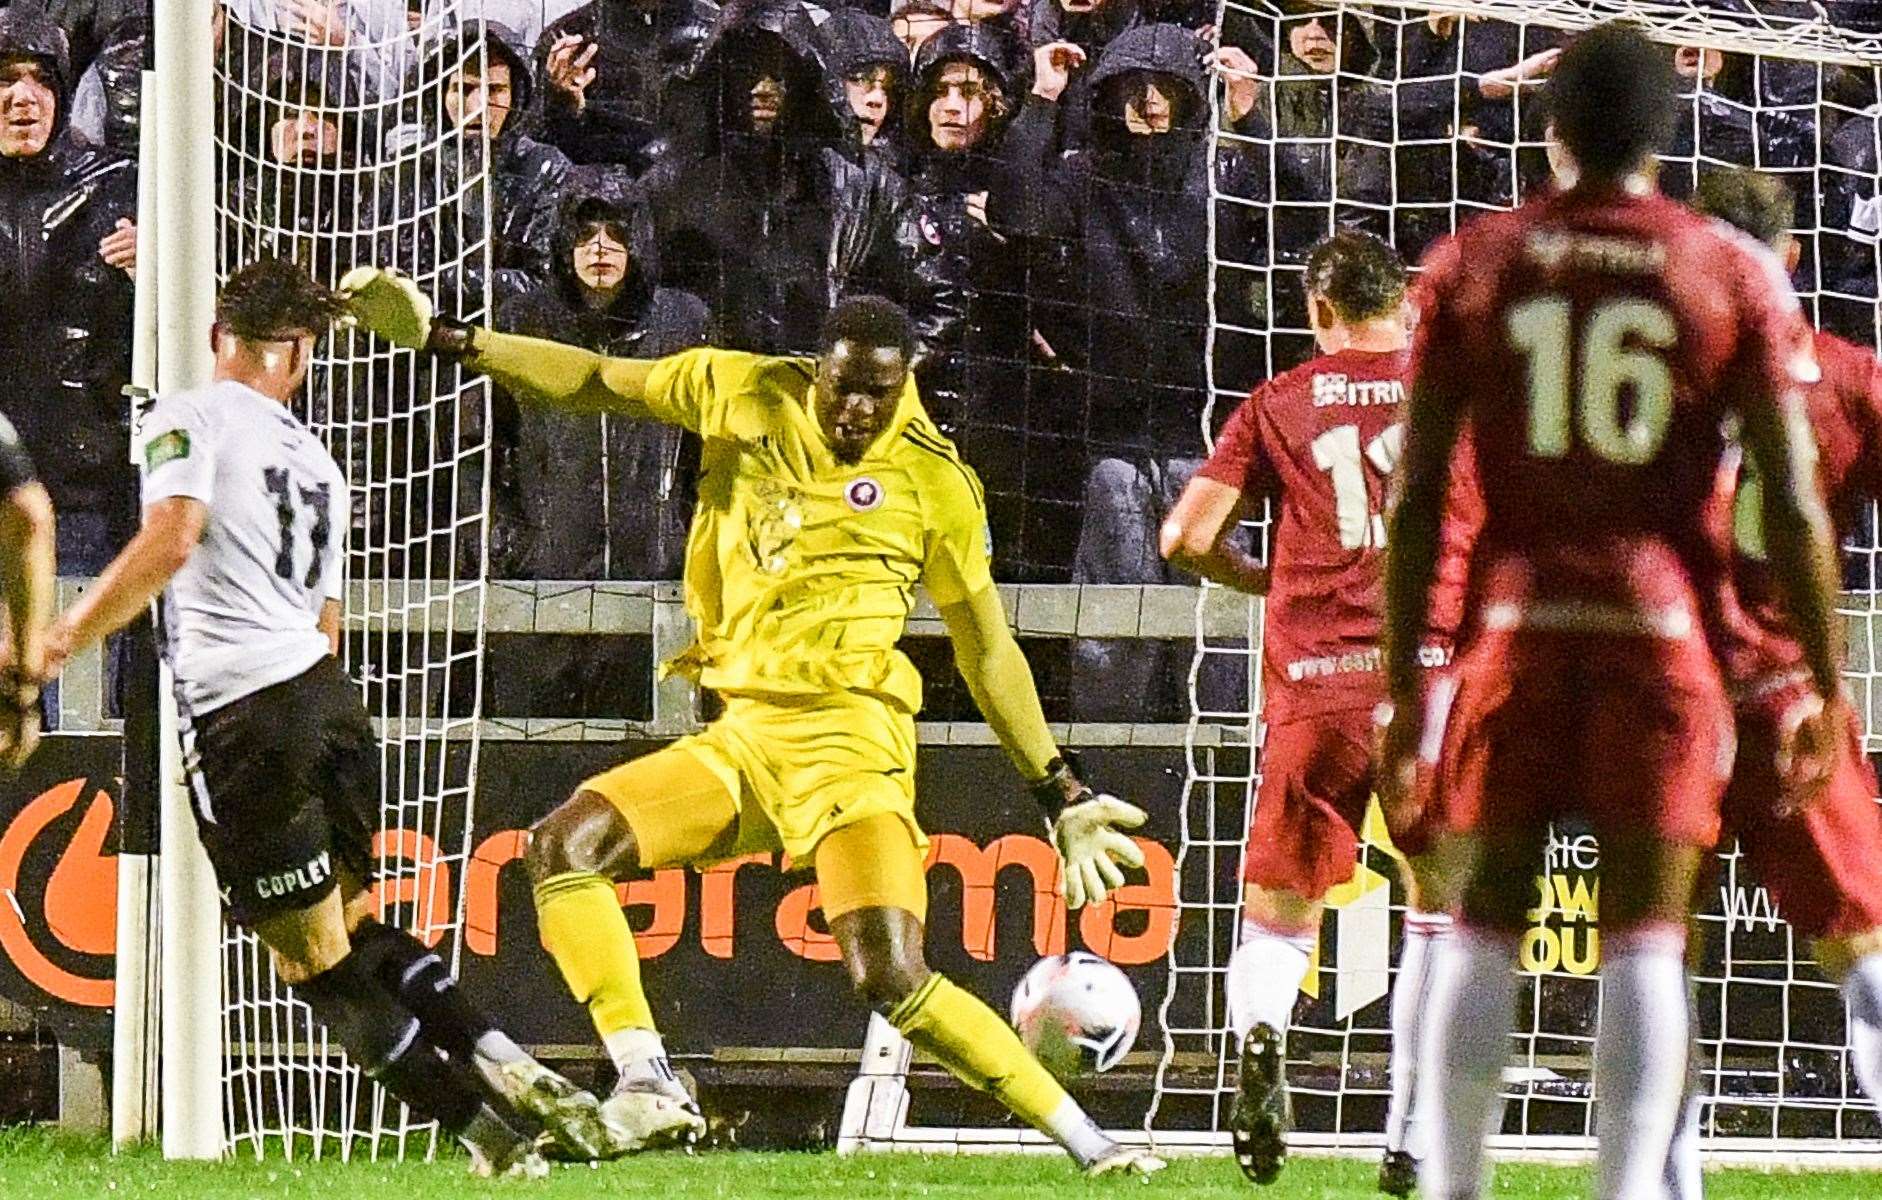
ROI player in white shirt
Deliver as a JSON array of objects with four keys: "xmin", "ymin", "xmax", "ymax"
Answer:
[{"xmin": 41, "ymin": 259, "xmax": 629, "ymax": 1177}]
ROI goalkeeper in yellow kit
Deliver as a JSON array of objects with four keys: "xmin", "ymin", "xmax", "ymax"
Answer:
[{"xmin": 340, "ymin": 269, "xmax": 1164, "ymax": 1177}]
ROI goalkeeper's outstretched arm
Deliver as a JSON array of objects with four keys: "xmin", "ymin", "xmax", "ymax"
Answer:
[
  {"xmin": 338, "ymin": 267, "xmax": 662, "ymax": 420},
  {"xmin": 938, "ymin": 584, "xmax": 1148, "ymax": 910}
]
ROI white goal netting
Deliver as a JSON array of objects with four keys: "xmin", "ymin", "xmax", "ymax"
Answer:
[
  {"xmin": 1157, "ymin": 0, "xmax": 1882, "ymax": 1161},
  {"xmin": 848, "ymin": 0, "xmax": 1882, "ymax": 1161},
  {"xmin": 213, "ymin": 10, "xmax": 492, "ymax": 1160}
]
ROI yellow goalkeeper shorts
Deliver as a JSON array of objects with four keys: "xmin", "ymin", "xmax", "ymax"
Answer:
[{"xmin": 579, "ymin": 691, "xmax": 927, "ymax": 917}]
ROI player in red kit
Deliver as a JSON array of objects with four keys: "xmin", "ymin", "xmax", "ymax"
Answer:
[
  {"xmin": 1377, "ymin": 25, "xmax": 1843, "ymax": 1200},
  {"xmin": 1160, "ymin": 229, "xmax": 1444, "ymax": 1192},
  {"xmin": 1654, "ymin": 169, "xmax": 1882, "ymax": 1199}
]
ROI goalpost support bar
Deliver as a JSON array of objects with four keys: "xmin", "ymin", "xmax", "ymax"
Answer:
[{"xmin": 152, "ymin": 0, "xmax": 225, "ymax": 1161}]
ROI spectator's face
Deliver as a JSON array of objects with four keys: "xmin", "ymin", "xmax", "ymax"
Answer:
[
  {"xmin": 952, "ymin": 0, "xmax": 1016, "ymax": 20},
  {"xmin": 1287, "ymin": 16, "xmax": 1338, "ymax": 74},
  {"xmin": 737, "ymin": 42, "xmax": 791, "ymax": 135},
  {"xmin": 448, "ymin": 60, "xmax": 514, "ymax": 140},
  {"xmin": 929, "ymin": 62, "xmax": 998, "ymax": 152},
  {"xmin": 0, "ymin": 59, "xmax": 56, "ymax": 159},
  {"xmin": 845, "ymin": 67, "xmax": 895, "ymax": 142},
  {"xmin": 270, "ymin": 108, "xmax": 340, "ymax": 166},
  {"xmin": 1121, "ymin": 74, "xmax": 1176, "ymax": 135},
  {"xmin": 894, "ymin": 9, "xmax": 950, "ymax": 55},
  {"xmin": 1674, "ymin": 45, "xmax": 1724, "ymax": 84},
  {"xmin": 815, "ymin": 339, "xmax": 909, "ymax": 465},
  {"xmin": 572, "ymin": 220, "xmax": 629, "ymax": 292}
]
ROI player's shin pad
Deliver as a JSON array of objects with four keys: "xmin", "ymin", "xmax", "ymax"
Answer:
[
  {"xmin": 888, "ymin": 974, "xmax": 1069, "ymax": 1133},
  {"xmin": 533, "ymin": 871, "xmax": 657, "ymax": 1035}
]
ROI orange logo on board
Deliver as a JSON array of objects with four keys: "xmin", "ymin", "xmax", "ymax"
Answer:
[{"xmin": 0, "ymin": 779, "xmax": 118, "ymax": 1008}]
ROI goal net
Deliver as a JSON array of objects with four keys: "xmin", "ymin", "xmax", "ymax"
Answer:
[
  {"xmin": 209, "ymin": 10, "xmax": 492, "ymax": 1160},
  {"xmin": 845, "ymin": 0, "xmax": 1882, "ymax": 1161}
]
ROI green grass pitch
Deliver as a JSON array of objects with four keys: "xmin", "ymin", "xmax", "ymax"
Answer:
[{"xmin": 3, "ymin": 1130, "xmax": 1879, "ymax": 1199}]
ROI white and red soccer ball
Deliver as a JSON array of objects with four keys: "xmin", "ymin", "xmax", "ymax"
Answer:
[{"xmin": 1008, "ymin": 951, "xmax": 1142, "ymax": 1079}]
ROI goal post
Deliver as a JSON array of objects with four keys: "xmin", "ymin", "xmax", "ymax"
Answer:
[
  {"xmin": 151, "ymin": 0, "xmax": 226, "ymax": 1161},
  {"xmin": 840, "ymin": 0, "xmax": 1882, "ymax": 1161},
  {"xmin": 123, "ymin": 0, "xmax": 497, "ymax": 1161}
]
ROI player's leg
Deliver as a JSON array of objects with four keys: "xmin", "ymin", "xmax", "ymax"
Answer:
[
  {"xmin": 255, "ymin": 890, "xmax": 544, "ymax": 1177},
  {"xmin": 817, "ymin": 814, "xmax": 1160, "ymax": 1177},
  {"xmin": 1380, "ymin": 849, "xmax": 1458, "ymax": 1197},
  {"xmin": 1585, "ymin": 667, "xmax": 1729, "ymax": 1200},
  {"xmin": 1228, "ymin": 713, "xmax": 1374, "ymax": 1185},
  {"xmin": 1417, "ymin": 660, "xmax": 1555, "ymax": 1200},
  {"xmin": 525, "ymin": 742, "xmax": 740, "ymax": 1144}
]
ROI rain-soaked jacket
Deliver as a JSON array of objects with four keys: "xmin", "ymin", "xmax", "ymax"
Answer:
[
  {"xmin": 816, "ymin": 8, "xmax": 908, "ymax": 172},
  {"xmin": 643, "ymin": 0, "xmax": 862, "ymax": 353},
  {"xmin": 494, "ymin": 167, "xmax": 708, "ymax": 580},
  {"xmin": 1027, "ymin": 23, "xmax": 1258, "ymax": 457},
  {"xmin": 534, "ymin": 0, "xmax": 720, "ymax": 174},
  {"xmin": 390, "ymin": 21, "xmax": 573, "ymax": 315},
  {"xmin": 875, "ymin": 22, "xmax": 1047, "ymax": 432},
  {"xmin": 0, "ymin": 11, "xmax": 137, "ymax": 516}
]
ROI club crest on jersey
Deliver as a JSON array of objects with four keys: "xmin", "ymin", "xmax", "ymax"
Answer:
[{"xmin": 845, "ymin": 476, "xmax": 885, "ymax": 513}]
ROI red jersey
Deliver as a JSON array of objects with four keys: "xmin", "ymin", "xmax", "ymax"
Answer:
[
  {"xmin": 1726, "ymin": 330, "xmax": 1882, "ymax": 688},
  {"xmin": 1412, "ymin": 186, "xmax": 1817, "ymax": 650},
  {"xmin": 1198, "ymin": 347, "xmax": 1411, "ymax": 722}
]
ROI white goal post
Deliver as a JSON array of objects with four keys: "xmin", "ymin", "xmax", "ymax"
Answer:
[
  {"xmin": 123, "ymin": 0, "xmax": 497, "ymax": 1161},
  {"xmin": 840, "ymin": 0, "xmax": 1882, "ymax": 1162}
]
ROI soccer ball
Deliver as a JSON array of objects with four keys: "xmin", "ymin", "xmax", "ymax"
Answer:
[{"xmin": 1009, "ymin": 951, "xmax": 1142, "ymax": 1079}]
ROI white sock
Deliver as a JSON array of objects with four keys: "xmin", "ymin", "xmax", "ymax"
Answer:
[
  {"xmin": 1840, "ymin": 951, "xmax": 1882, "ymax": 1110},
  {"xmin": 1226, "ymin": 916, "xmax": 1316, "ymax": 1043},
  {"xmin": 1662, "ymin": 1087, "xmax": 1703, "ymax": 1200},
  {"xmin": 602, "ymin": 1027, "xmax": 670, "ymax": 1081},
  {"xmin": 1594, "ymin": 925, "xmax": 1690, "ymax": 1200},
  {"xmin": 1418, "ymin": 926, "xmax": 1518, "ymax": 1200},
  {"xmin": 1387, "ymin": 910, "xmax": 1453, "ymax": 1159},
  {"xmin": 1043, "ymin": 1095, "xmax": 1117, "ymax": 1167},
  {"xmin": 473, "ymin": 1029, "xmax": 529, "ymax": 1066}
]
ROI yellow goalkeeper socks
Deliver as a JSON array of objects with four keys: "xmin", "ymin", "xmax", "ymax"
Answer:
[
  {"xmin": 533, "ymin": 871, "xmax": 657, "ymax": 1038},
  {"xmin": 888, "ymin": 974, "xmax": 1114, "ymax": 1166}
]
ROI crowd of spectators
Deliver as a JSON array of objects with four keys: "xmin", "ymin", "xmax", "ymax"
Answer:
[{"xmin": 5, "ymin": 0, "xmax": 1882, "ymax": 613}]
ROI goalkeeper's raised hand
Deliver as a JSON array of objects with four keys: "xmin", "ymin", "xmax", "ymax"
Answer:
[
  {"xmin": 1032, "ymin": 753, "xmax": 1149, "ymax": 909},
  {"xmin": 337, "ymin": 266, "xmax": 435, "ymax": 350}
]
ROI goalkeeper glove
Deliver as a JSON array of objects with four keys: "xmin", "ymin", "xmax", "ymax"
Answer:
[
  {"xmin": 1031, "ymin": 752, "xmax": 1149, "ymax": 910},
  {"xmin": 336, "ymin": 266, "xmax": 475, "ymax": 354}
]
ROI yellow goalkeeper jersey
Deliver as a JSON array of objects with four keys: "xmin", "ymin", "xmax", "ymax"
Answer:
[{"xmin": 639, "ymin": 348, "xmax": 993, "ymax": 714}]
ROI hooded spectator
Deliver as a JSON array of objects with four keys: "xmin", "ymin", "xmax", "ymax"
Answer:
[
  {"xmin": 229, "ymin": 48, "xmax": 369, "ymax": 287},
  {"xmin": 875, "ymin": 21, "xmax": 1065, "ymax": 574},
  {"xmin": 643, "ymin": 0, "xmax": 850, "ymax": 353},
  {"xmin": 535, "ymin": 0, "xmax": 719, "ymax": 173},
  {"xmin": 1023, "ymin": 0, "xmax": 1143, "ymax": 150},
  {"xmin": 0, "ymin": 11, "xmax": 137, "ymax": 567},
  {"xmin": 67, "ymin": 12, "xmax": 142, "ymax": 153},
  {"xmin": 494, "ymin": 168, "xmax": 708, "ymax": 583},
  {"xmin": 1262, "ymin": 2, "xmax": 1393, "ymax": 255},
  {"xmin": 389, "ymin": 21, "xmax": 571, "ymax": 314},
  {"xmin": 819, "ymin": 8, "xmax": 910, "ymax": 170},
  {"xmin": 1031, "ymin": 24, "xmax": 1256, "ymax": 716}
]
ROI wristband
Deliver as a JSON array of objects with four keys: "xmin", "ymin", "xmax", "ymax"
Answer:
[
  {"xmin": 1029, "ymin": 750, "xmax": 1091, "ymax": 826},
  {"xmin": 425, "ymin": 318, "xmax": 477, "ymax": 359}
]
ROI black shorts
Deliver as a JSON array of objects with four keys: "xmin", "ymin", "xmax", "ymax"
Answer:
[{"xmin": 185, "ymin": 656, "xmax": 380, "ymax": 924}]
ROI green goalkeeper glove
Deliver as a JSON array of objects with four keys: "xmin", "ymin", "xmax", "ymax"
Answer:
[
  {"xmin": 1032, "ymin": 753, "xmax": 1149, "ymax": 909},
  {"xmin": 337, "ymin": 267, "xmax": 435, "ymax": 350}
]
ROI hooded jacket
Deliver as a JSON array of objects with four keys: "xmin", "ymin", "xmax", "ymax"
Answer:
[
  {"xmin": 0, "ymin": 10, "xmax": 137, "ymax": 514},
  {"xmin": 1024, "ymin": 0, "xmax": 1144, "ymax": 151},
  {"xmin": 879, "ymin": 21, "xmax": 1045, "ymax": 429},
  {"xmin": 643, "ymin": 0, "xmax": 850, "ymax": 354},
  {"xmin": 817, "ymin": 9, "xmax": 908, "ymax": 170},
  {"xmin": 391, "ymin": 20, "xmax": 572, "ymax": 314},
  {"xmin": 534, "ymin": 0, "xmax": 720, "ymax": 173},
  {"xmin": 1029, "ymin": 23, "xmax": 1256, "ymax": 455},
  {"xmin": 495, "ymin": 168, "xmax": 707, "ymax": 581}
]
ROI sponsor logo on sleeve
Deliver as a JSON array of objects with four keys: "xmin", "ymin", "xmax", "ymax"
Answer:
[{"xmin": 144, "ymin": 429, "xmax": 190, "ymax": 471}]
